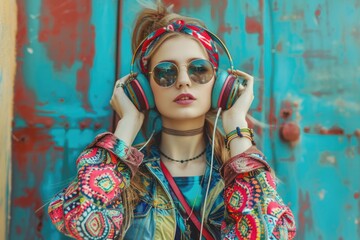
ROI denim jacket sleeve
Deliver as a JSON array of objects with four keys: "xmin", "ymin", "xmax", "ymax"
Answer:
[
  {"xmin": 220, "ymin": 146, "xmax": 297, "ymax": 239},
  {"xmin": 48, "ymin": 132, "xmax": 143, "ymax": 239}
]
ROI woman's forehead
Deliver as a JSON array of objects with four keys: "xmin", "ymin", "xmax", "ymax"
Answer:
[{"xmin": 151, "ymin": 35, "xmax": 208, "ymax": 63}]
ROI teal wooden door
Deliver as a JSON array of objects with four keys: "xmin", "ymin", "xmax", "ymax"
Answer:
[
  {"xmin": 12, "ymin": 1, "xmax": 119, "ymax": 239},
  {"xmin": 11, "ymin": 0, "xmax": 360, "ymax": 239},
  {"xmin": 269, "ymin": 1, "xmax": 360, "ymax": 239}
]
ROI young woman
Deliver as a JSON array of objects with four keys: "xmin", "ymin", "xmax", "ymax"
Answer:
[{"xmin": 48, "ymin": 1, "xmax": 296, "ymax": 239}]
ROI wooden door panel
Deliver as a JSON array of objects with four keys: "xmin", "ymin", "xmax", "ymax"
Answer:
[
  {"xmin": 270, "ymin": 0, "xmax": 360, "ymax": 239},
  {"xmin": 12, "ymin": 1, "xmax": 119, "ymax": 239}
]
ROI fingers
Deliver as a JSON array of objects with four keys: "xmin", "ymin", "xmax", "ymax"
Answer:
[
  {"xmin": 110, "ymin": 74, "xmax": 142, "ymax": 119},
  {"xmin": 115, "ymin": 82, "xmax": 124, "ymax": 89},
  {"xmin": 232, "ymin": 70, "xmax": 254, "ymax": 86},
  {"xmin": 113, "ymin": 74, "xmax": 130, "ymax": 93},
  {"xmin": 110, "ymin": 75, "xmax": 131, "ymax": 118},
  {"xmin": 229, "ymin": 69, "xmax": 254, "ymax": 96}
]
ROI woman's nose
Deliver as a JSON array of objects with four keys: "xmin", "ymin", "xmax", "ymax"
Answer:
[{"xmin": 175, "ymin": 65, "xmax": 192, "ymax": 88}]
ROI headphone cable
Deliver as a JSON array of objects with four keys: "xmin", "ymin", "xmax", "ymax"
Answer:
[{"xmin": 199, "ymin": 107, "xmax": 222, "ymax": 239}]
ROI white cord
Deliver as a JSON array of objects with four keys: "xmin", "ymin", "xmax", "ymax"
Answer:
[
  {"xmin": 199, "ymin": 107, "xmax": 222, "ymax": 239},
  {"xmin": 138, "ymin": 114, "xmax": 160, "ymax": 151},
  {"xmin": 138, "ymin": 130, "xmax": 155, "ymax": 152}
]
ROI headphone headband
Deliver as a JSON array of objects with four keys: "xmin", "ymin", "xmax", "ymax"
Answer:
[
  {"xmin": 130, "ymin": 25, "xmax": 234, "ymax": 79},
  {"xmin": 203, "ymin": 29, "xmax": 234, "ymax": 70}
]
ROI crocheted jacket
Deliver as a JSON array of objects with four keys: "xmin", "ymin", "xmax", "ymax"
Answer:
[{"xmin": 48, "ymin": 132, "xmax": 296, "ymax": 239}]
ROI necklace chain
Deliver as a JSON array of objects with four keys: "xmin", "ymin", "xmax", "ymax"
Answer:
[{"xmin": 159, "ymin": 148, "xmax": 206, "ymax": 163}]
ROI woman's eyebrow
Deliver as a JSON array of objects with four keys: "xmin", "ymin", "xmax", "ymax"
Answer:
[
  {"xmin": 186, "ymin": 57, "xmax": 202, "ymax": 63},
  {"xmin": 157, "ymin": 57, "xmax": 206, "ymax": 65}
]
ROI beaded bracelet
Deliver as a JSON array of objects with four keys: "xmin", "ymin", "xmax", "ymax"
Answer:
[{"xmin": 225, "ymin": 127, "xmax": 256, "ymax": 149}]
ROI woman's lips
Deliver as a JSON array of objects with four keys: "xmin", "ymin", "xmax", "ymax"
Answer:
[{"xmin": 174, "ymin": 93, "xmax": 196, "ymax": 105}]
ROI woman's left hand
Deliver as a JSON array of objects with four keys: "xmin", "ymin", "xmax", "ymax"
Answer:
[{"xmin": 221, "ymin": 70, "xmax": 254, "ymax": 134}]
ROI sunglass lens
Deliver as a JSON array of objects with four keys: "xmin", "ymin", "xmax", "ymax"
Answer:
[
  {"xmin": 153, "ymin": 62, "xmax": 177, "ymax": 87},
  {"xmin": 188, "ymin": 59, "xmax": 214, "ymax": 84}
]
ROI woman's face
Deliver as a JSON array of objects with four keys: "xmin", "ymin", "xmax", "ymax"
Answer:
[{"xmin": 149, "ymin": 35, "xmax": 215, "ymax": 123}]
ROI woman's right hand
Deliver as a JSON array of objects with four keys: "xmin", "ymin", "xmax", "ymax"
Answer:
[
  {"xmin": 110, "ymin": 74, "xmax": 145, "ymax": 146},
  {"xmin": 110, "ymin": 74, "xmax": 142, "ymax": 119}
]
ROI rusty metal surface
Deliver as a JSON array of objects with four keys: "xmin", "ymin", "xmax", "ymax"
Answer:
[{"xmin": 11, "ymin": 0, "xmax": 360, "ymax": 239}]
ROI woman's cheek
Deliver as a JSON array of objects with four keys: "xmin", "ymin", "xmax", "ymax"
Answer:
[{"xmin": 153, "ymin": 91, "xmax": 171, "ymax": 114}]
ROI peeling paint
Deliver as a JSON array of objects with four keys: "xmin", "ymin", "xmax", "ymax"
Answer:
[
  {"xmin": 257, "ymin": 49, "xmax": 264, "ymax": 111},
  {"xmin": 273, "ymin": 0, "xmax": 278, "ymax": 11},
  {"xmin": 332, "ymin": 98, "xmax": 360, "ymax": 115},
  {"xmin": 14, "ymin": 0, "xmax": 55, "ymax": 127},
  {"xmin": 314, "ymin": 5, "xmax": 321, "ymax": 23},
  {"xmin": 13, "ymin": 188, "xmax": 41, "ymax": 208},
  {"xmin": 319, "ymin": 152, "xmax": 337, "ymax": 166},
  {"xmin": 354, "ymin": 192, "xmax": 360, "ymax": 199},
  {"xmin": 303, "ymin": 126, "xmax": 310, "ymax": 133},
  {"xmin": 240, "ymin": 58, "xmax": 254, "ymax": 73},
  {"xmin": 245, "ymin": 16, "xmax": 263, "ymax": 45},
  {"xmin": 315, "ymin": 125, "xmax": 344, "ymax": 135},
  {"xmin": 268, "ymin": 98, "xmax": 277, "ymax": 137},
  {"xmin": 303, "ymin": 125, "xmax": 360, "ymax": 137},
  {"xmin": 79, "ymin": 118, "xmax": 93, "ymax": 130},
  {"xmin": 298, "ymin": 190, "xmax": 313, "ymax": 240},
  {"xmin": 208, "ymin": 0, "xmax": 231, "ymax": 39},
  {"xmin": 38, "ymin": 1, "xmax": 95, "ymax": 112},
  {"xmin": 280, "ymin": 100, "xmax": 293, "ymax": 119},
  {"xmin": 26, "ymin": 47, "xmax": 33, "ymax": 54},
  {"xmin": 345, "ymin": 146, "xmax": 356, "ymax": 158},
  {"xmin": 254, "ymin": 89, "xmax": 264, "ymax": 118},
  {"xmin": 355, "ymin": 130, "xmax": 360, "ymax": 137},
  {"xmin": 318, "ymin": 189, "xmax": 326, "ymax": 200},
  {"xmin": 162, "ymin": 0, "xmax": 191, "ymax": 12},
  {"xmin": 280, "ymin": 11, "xmax": 304, "ymax": 21},
  {"xmin": 279, "ymin": 153, "xmax": 295, "ymax": 162},
  {"xmin": 12, "ymin": 127, "xmax": 54, "ymax": 175},
  {"xmin": 11, "ymin": 126, "xmax": 53, "ymax": 237}
]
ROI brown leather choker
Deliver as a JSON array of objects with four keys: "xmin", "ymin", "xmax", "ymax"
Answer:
[{"xmin": 162, "ymin": 126, "xmax": 204, "ymax": 136}]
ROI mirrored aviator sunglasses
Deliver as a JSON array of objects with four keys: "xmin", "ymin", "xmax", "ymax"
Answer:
[{"xmin": 149, "ymin": 59, "xmax": 216, "ymax": 87}]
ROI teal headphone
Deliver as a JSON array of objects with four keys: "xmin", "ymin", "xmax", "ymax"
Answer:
[{"xmin": 122, "ymin": 28, "xmax": 244, "ymax": 111}]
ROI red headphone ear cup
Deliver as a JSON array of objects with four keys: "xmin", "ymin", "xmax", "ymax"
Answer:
[
  {"xmin": 123, "ymin": 74, "xmax": 155, "ymax": 111},
  {"xmin": 212, "ymin": 71, "xmax": 239, "ymax": 110}
]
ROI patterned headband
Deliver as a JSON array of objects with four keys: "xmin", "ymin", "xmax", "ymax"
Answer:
[{"xmin": 139, "ymin": 19, "xmax": 219, "ymax": 73}]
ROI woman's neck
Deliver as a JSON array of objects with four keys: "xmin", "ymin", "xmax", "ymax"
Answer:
[
  {"xmin": 160, "ymin": 130, "xmax": 205, "ymax": 156},
  {"xmin": 159, "ymin": 118, "xmax": 207, "ymax": 176}
]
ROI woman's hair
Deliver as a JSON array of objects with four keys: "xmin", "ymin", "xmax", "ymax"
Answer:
[
  {"xmin": 131, "ymin": 0, "xmax": 206, "ymax": 53},
  {"xmin": 121, "ymin": 0, "xmax": 230, "ymax": 234}
]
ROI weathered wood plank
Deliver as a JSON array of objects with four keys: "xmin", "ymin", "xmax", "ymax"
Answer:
[{"xmin": 0, "ymin": 1, "xmax": 17, "ymax": 239}]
